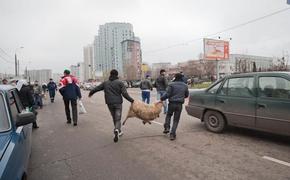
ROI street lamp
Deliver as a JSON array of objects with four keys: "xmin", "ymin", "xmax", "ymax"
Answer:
[{"xmin": 15, "ymin": 46, "xmax": 24, "ymax": 77}]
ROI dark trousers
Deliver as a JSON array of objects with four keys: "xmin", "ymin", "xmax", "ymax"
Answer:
[
  {"xmin": 164, "ymin": 102, "xmax": 183, "ymax": 135},
  {"xmin": 107, "ymin": 104, "xmax": 122, "ymax": 132},
  {"xmin": 49, "ymin": 90, "xmax": 55, "ymax": 101},
  {"xmin": 64, "ymin": 99, "xmax": 78, "ymax": 123},
  {"xmin": 34, "ymin": 94, "xmax": 43, "ymax": 108},
  {"xmin": 141, "ymin": 91, "xmax": 150, "ymax": 104}
]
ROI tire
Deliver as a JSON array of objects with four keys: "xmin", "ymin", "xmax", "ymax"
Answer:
[{"xmin": 204, "ymin": 110, "xmax": 226, "ymax": 133}]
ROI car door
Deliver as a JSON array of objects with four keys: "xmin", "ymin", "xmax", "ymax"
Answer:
[
  {"xmin": 256, "ymin": 75, "xmax": 290, "ymax": 135},
  {"xmin": 216, "ymin": 76, "xmax": 256, "ymax": 127},
  {"xmin": 4, "ymin": 90, "xmax": 30, "ymax": 179}
]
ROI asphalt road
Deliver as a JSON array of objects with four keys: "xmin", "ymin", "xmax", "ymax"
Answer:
[{"xmin": 28, "ymin": 88, "xmax": 290, "ymax": 180}]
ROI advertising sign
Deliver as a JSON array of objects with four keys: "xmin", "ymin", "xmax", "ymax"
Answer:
[{"xmin": 204, "ymin": 38, "xmax": 229, "ymax": 60}]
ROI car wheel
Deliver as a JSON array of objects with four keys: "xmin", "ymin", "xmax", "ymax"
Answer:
[{"xmin": 204, "ymin": 110, "xmax": 226, "ymax": 133}]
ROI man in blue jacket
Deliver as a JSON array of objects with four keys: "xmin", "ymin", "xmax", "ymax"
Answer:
[
  {"xmin": 59, "ymin": 70, "xmax": 82, "ymax": 126},
  {"xmin": 161, "ymin": 73, "xmax": 189, "ymax": 140},
  {"xmin": 47, "ymin": 78, "xmax": 57, "ymax": 103}
]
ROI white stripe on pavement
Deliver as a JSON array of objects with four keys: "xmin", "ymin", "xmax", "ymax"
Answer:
[
  {"xmin": 262, "ymin": 156, "xmax": 290, "ymax": 167},
  {"xmin": 152, "ymin": 121, "xmax": 163, "ymax": 126}
]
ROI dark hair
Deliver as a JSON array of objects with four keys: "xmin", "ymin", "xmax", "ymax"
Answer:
[
  {"xmin": 64, "ymin": 69, "xmax": 70, "ymax": 75},
  {"xmin": 160, "ymin": 69, "xmax": 166, "ymax": 74},
  {"xmin": 146, "ymin": 75, "xmax": 150, "ymax": 78},
  {"xmin": 174, "ymin": 73, "xmax": 183, "ymax": 81},
  {"xmin": 110, "ymin": 69, "xmax": 118, "ymax": 77}
]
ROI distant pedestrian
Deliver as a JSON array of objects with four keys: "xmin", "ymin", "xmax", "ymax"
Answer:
[
  {"xmin": 47, "ymin": 78, "xmax": 57, "ymax": 103},
  {"xmin": 88, "ymin": 69, "xmax": 134, "ymax": 143},
  {"xmin": 180, "ymin": 71, "xmax": 187, "ymax": 84},
  {"xmin": 154, "ymin": 69, "xmax": 168, "ymax": 114},
  {"xmin": 2, "ymin": 79, "xmax": 8, "ymax": 85},
  {"xmin": 140, "ymin": 75, "xmax": 153, "ymax": 104},
  {"xmin": 161, "ymin": 73, "xmax": 189, "ymax": 140},
  {"xmin": 17, "ymin": 80, "xmax": 39, "ymax": 128},
  {"xmin": 59, "ymin": 69, "xmax": 81, "ymax": 126},
  {"xmin": 33, "ymin": 80, "xmax": 43, "ymax": 109}
]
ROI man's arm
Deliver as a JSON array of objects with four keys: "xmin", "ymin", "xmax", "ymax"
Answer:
[
  {"xmin": 164, "ymin": 77, "xmax": 168, "ymax": 88},
  {"xmin": 160, "ymin": 85, "xmax": 172, "ymax": 101},
  {"xmin": 88, "ymin": 82, "xmax": 104, "ymax": 97},
  {"xmin": 149, "ymin": 80, "xmax": 153, "ymax": 90},
  {"xmin": 76, "ymin": 85, "xmax": 82, "ymax": 99},
  {"xmin": 120, "ymin": 82, "xmax": 134, "ymax": 103}
]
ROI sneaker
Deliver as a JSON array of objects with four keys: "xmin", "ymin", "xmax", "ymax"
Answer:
[
  {"xmin": 73, "ymin": 122, "xmax": 77, "ymax": 126},
  {"xmin": 170, "ymin": 134, "xmax": 176, "ymax": 141},
  {"xmin": 114, "ymin": 129, "xmax": 119, "ymax": 143},
  {"xmin": 119, "ymin": 131, "xmax": 124, "ymax": 137},
  {"xmin": 163, "ymin": 128, "xmax": 170, "ymax": 134}
]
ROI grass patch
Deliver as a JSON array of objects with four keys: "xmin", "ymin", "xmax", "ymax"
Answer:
[{"xmin": 190, "ymin": 82, "xmax": 212, "ymax": 89}]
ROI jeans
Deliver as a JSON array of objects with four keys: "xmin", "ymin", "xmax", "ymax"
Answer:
[
  {"xmin": 64, "ymin": 99, "xmax": 78, "ymax": 123},
  {"xmin": 164, "ymin": 102, "xmax": 183, "ymax": 135},
  {"xmin": 49, "ymin": 90, "xmax": 56, "ymax": 101},
  {"xmin": 157, "ymin": 91, "xmax": 168, "ymax": 113},
  {"xmin": 108, "ymin": 104, "xmax": 122, "ymax": 132},
  {"xmin": 141, "ymin": 91, "xmax": 150, "ymax": 104},
  {"xmin": 34, "ymin": 94, "xmax": 43, "ymax": 108}
]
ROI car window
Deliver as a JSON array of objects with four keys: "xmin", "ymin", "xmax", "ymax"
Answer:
[
  {"xmin": 259, "ymin": 77, "xmax": 290, "ymax": 99},
  {"xmin": 227, "ymin": 77, "xmax": 254, "ymax": 97},
  {"xmin": 8, "ymin": 90, "xmax": 21, "ymax": 123},
  {"xmin": 207, "ymin": 81, "xmax": 222, "ymax": 94},
  {"xmin": 218, "ymin": 79, "xmax": 229, "ymax": 95},
  {"xmin": 0, "ymin": 94, "xmax": 11, "ymax": 132}
]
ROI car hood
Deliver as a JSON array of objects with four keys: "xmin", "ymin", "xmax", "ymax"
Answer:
[{"xmin": 0, "ymin": 133, "xmax": 12, "ymax": 160}]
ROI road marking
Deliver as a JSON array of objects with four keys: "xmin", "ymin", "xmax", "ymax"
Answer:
[
  {"xmin": 152, "ymin": 121, "xmax": 163, "ymax": 126},
  {"xmin": 262, "ymin": 156, "xmax": 290, "ymax": 167}
]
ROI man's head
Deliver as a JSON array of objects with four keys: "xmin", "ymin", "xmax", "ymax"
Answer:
[
  {"xmin": 64, "ymin": 69, "xmax": 70, "ymax": 76},
  {"xmin": 34, "ymin": 80, "xmax": 38, "ymax": 85},
  {"xmin": 160, "ymin": 69, "xmax": 166, "ymax": 75},
  {"xmin": 174, "ymin": 73, "xmax": 183, "ymax": 81},
  {"xmin": 49, "ymin": 78, "xmax": 53, "ymax": 82},
  {"xmin": 2, "ymin": 79, "xmax": 8, "ymax": 84},
  {"xmin": 110, "ymin": 69, "xmax": 118, "ymax": 77},
  {"xmin": 146, "ymin": 75, "xmax": 150, "ymax": 79}
]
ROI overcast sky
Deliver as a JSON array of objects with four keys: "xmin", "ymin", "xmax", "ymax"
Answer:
[{"xmin": 0, "ymin": 0, "xmax": 289, "ymax": 74}]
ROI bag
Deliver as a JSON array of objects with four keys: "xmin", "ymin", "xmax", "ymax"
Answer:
[{"xmin": 79, "ymin": 100, "xmax": 87, "ymax": 114}]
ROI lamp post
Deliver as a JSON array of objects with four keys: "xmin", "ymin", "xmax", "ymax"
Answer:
[{"xmin": 15, "ymin": 46, "xmax": 24, "ymax": 77}]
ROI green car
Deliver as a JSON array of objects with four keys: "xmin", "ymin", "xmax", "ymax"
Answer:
[{"xmin": 185, "ymin": 72, "xmax": 290, "ymax": 136}]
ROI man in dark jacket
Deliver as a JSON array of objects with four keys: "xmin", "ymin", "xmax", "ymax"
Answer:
[
  {"xmin": 140, "ymin": 75, "xmax": 153, "ymax": 104},
  {"xmin": 161, "ymin": 73, "xmax": 189, "ymax": 140},
  {"xmin": 155, "ymin": 69, "xmax": 168, "ymax": 114},
  {"xmin": 59, "ymin": 70, "xmax": 82, "ymax": 126},
  {"xmin": 47, "ymin": 78, "xmax": 57, "ymax": 103},
  {"xmin": 88, "ymin": 69, "xmax": 134, "ymax": 143},
  {"xmin": 17, "ymin": 80, "xmax": 39, "ymax": 128}
]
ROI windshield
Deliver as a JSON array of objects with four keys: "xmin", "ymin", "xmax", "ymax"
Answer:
[{"xmin": 0, "ymin": 93, "xmax": 11, "ymax": 132}]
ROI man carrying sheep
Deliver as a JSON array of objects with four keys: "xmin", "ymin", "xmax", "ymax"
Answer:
[
  {"xmin": 88, "ymin": 69, "xmax": 134, "ymax": 143},
  {"xmin": 160, "ymin": 73, "xmax": 189, "ymax": 141}
]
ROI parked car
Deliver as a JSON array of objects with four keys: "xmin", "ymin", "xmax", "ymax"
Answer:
[
  {"xmin": 0, "ymin": 85, "xmax": 36, "ymax": 179},
  {"xmin": 185, "ymin": 72, "xmax": 290, "ymax": 136}
]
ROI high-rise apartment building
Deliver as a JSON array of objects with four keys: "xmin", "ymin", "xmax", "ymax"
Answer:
[
  {"xmin": 27, "ymin": 69, "xmax": 52, "ymax": 84},
  {"xmin": 83, "ymin": 44, "xmax": 94, "ymax": 80},
  {"xmin": 94, "ymin": 22, "xmax": 136, "ymax": 77},
  {"xmin": 121, "ymin": 37, "xmax": 142, "ymax": 80}
]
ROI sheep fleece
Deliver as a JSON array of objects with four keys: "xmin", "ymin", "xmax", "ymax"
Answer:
[{"xmin": 123, "ymin": 100, "xmax": 163, "ymax": 125}]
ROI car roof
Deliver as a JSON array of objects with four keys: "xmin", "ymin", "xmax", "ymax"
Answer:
[
  {"xmin": 0, "ymin": 85, "xmax": 15, "ymax": 93},
  {"xmin": 227, "ymin": 71, "xmax": 290, "ymax": 78}
]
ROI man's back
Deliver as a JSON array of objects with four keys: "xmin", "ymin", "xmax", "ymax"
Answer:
[{"xmin": 155, "ymin": 75, "xmax": 168, "ymax": 91}]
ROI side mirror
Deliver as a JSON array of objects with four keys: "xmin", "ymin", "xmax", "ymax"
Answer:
[{"xmin": 16, "ymin": 111, "xmax": 36, "ymax": 127}]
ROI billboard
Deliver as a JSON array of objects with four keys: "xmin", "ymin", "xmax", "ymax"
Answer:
[{"xmin": 204, "ymin": 38, "xmax": 229, "ymax": 60}]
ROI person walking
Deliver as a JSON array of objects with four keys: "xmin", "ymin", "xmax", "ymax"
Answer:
[
  {"xmin": 47, "ymin": 78, "xmax": 57, "ymax": 103},
  {"xmin": 59, "ymin": 70, "xmax": 82, "ymax": 126},
  {"xmin": 140, "ymin": 75, "xmax": 153, "ymax": 104},
  {"xmin": 160, "ymin": 73, "xmax": 189, "ymax": 141},
  {"xmin": 33, "ymin": 81, "xmax": 43, "ymax": 109},
  {"xmin": 17, "ymin": 80, "xmax": 39, "ymax": 128},
  {"xmin": 155, "ymin": 69, "xmax": 168, "ymax": 114},
  {"xmin": 88, "ymin": 69, "xmax": 134, "ymax": 143}
]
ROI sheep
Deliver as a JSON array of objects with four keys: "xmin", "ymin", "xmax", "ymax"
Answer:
[{"xmin": 122, "ymin": 100, "xmax": 163, "ymax": 125}]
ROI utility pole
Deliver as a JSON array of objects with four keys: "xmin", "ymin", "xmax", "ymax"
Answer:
[{"xmin": 15, "ymin": 54, "xmax": 18, "ymax": 76}]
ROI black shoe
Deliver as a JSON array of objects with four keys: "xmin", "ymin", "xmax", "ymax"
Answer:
[
  {"xmin": 73, "ymin": 122, "xmax": 77, "ymax": 126},
  {"xmin": 170, "ymin": 134, "xmax": 176, "ymax": 141},
  {"xmin": 33, "ymin": 125, "xmax": 39, "ymax": 129},
  {"xmin": 163, "ymin": 128, "xmax": 170, "ymax": 134},
  {"xmin": 114, "ymin": 129, "xmax": 119, "ymax": 143},
  {"xmin": 67, "ymin": 121, "xmax": 71, "ymax": 124}
]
